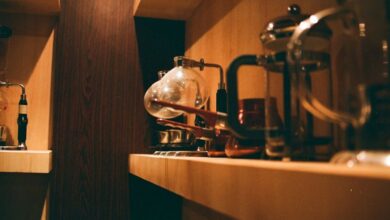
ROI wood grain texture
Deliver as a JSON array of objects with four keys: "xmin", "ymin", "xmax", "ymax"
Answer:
[
  {"xmin": 133, "ymin": 0, "xmax": 202, "ymax": 20},
  {"xmin": 130, "ymin": 154, "xmax": 390, "ymax": 220},
  {"xmin": 50, "ymin": 0, "xmax": 150, "ymax": 219},
  {"xmin": 0, "ymin": 13, "xmax": 56, "ymax": 150},
  {"xmin": 0, "ymin": 150, "xmax": 52, "ymax": 173},
  {"xmin": 0, "ymin": 0, "xmax": 60, "ymax": 15}
]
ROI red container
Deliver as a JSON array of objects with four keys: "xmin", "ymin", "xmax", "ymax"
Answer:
[{"xmin": 225, "ymin": 98, "xmax": 282, "ymax": 158}]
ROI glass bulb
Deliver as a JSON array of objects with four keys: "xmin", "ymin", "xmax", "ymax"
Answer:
[
  {"xmin": 144, "ymin": 65, "xmax": 210, "ymax": 119},
  {"xmin": 144, "ymin": 80, "xmax": 183, "ymax": 119}
]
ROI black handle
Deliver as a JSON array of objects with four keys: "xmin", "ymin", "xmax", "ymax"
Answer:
[
  {"xmin": 17, "ymin": 98, "xmax": 28, "ymax": 146},
  {"xmin": 17, "ymin": 114, "xmax": 27, "ymax": 144},
  {"xmin": 216, "ymin": 88, "xmax": 227, "ymax": 113},
  {"xmin": 226, "ymin": 55, "xmax": 266, "ymax": 140}
]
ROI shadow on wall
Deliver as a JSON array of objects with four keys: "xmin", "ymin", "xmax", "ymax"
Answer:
[{"xmin": 0, "ymin": 173, "xmax": 49, "ymax": 219}]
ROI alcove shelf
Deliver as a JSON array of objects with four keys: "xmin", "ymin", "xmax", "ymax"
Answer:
[
  {"xmin": 0, "ymin": 150, "xmax": 52, "ymax": 173},
  {"xmin": 0, "ymin": 0, "xmax": 60, "ymax": 15},
  {"xmin": 0, "ymin": 0, "xmax": 59, "ymax": 151},
  {"xmin": 129, "ymin": 154, "xmax": 390, "ymax": 219},
  {"xmin": 133, "ymin": 0, "xmax": 202, "ymax": 20}
]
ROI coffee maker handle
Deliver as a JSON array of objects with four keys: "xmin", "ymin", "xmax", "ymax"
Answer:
[
  {"xmin": 226, "ymin": 55, "xmax": 266, "ymax": 139},
  {"xmin": 287, "ymin": 6, "xmax": 370, "ymax": 128}
]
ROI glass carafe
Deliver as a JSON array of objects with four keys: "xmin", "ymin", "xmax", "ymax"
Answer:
[
  {"xmin": 288, "ymin": 0, "xmax": 390, "ymax": 151},
  {"xmin": 226, "ymin": 5, "xmax": 331, "ymax": 159}
]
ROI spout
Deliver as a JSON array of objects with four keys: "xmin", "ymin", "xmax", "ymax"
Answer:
[{"xmin": 0, "ymin": 81, "xmax": 26, "ymax": 95}]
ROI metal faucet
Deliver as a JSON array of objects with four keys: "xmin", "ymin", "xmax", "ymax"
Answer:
[{"xmin": 0, "ymin": 80, "xmax": 28, "ymax": 150}]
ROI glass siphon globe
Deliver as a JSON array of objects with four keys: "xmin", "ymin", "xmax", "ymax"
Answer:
[{"xmin": 144, "ymin": 64, "xmax": 209, "ymax": 119}]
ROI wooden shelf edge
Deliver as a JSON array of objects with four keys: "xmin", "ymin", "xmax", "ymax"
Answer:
[
  {"xmin": 129, "ymin": 154, "xmax": 390, "ymax": 181},
  {"xmin": 0, "ymin": 0, "xmax": 61, "ymax": 15},
  {"xmin": 0, "ymin": 150, "xmax": 52, "ymax": 173},
  {"xmin": 129, "ymin": 154, "xmax": 390, "ymax": 219},
  {"xmin": 133, "ymin": 0, "xmax": 202, "ymax": 20}
]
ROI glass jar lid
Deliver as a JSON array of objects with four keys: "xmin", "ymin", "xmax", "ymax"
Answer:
[{"xmin": 259, "ymin": 4, "xmax": 332, "ymax": 52}]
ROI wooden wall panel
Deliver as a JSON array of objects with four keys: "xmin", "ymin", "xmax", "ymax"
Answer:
[
  {"xmin": 50, "ymin": 0, "xmax": 149, "ymax": 219},
  {"xmin": 185, "ymin": 0, "xmax": 336, "ymax": 112}
]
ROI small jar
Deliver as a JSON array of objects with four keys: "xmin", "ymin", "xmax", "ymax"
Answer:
[{"xmin": 225, "ymin": 98, "xmax": 282, "ymax": 158}]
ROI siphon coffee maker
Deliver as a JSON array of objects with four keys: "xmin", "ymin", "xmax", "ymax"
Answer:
[
  {"xmin": 144, "ymin": 56, "xmax": 228, "ymax": 156},
  {"xmin": 227, "ymin": 4, "xmax": 333, "ymax": 159},
  {"xmin": 288, "ymin": 0, "xmax": 390, "ymax": 163}
]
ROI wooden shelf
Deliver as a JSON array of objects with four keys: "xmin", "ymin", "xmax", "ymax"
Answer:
[
  {"xmin": 133, "ymin": 0, "xmax": 202, "ymax": 20},
  {"xmin": 0, "ymin": 150, "xmax": 52, "ymax": 173},
  {"xmin": 0, "ymin": 0, "xmax": 60, "ymax": 15},
  {"xmin": 129, "ymin": 154, "xmax": 390, "ymax": 219}
]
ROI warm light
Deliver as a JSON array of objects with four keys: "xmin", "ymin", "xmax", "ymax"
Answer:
[
  {"xmin": 309, "ymin": 15, "xmax": 319, "ymax": 24},
  {"xmin": 357, "ymin": 151, "xmax": 367, "ymax": 161},
  {"xmin": 299, "ymin": 21, "xmax": 311, "ymax": 30},
  {"xmin": 359, "ymin": 23, "xmax": 366, "ymax": 37},
  {"xmin": 346, "ymin": 160, "xmax": 355, "ymax": 168},
  {"xmin": 384, "ymin": 155, "xmax": 390, "ymax": 167},
  {"xmin": 162, "ymin": 85, "xmax": 169, "ymax": 93},
  {"xmin": 383, "ymin": 40, "xmax": 388, "ymax": 51},
  {"xmin": 175, "ymin": 69, "xmax": 184, "ymax": 79},
  {"xmin": 267, "ymin": 22, "xmax": 274, "ymax": 31}
]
